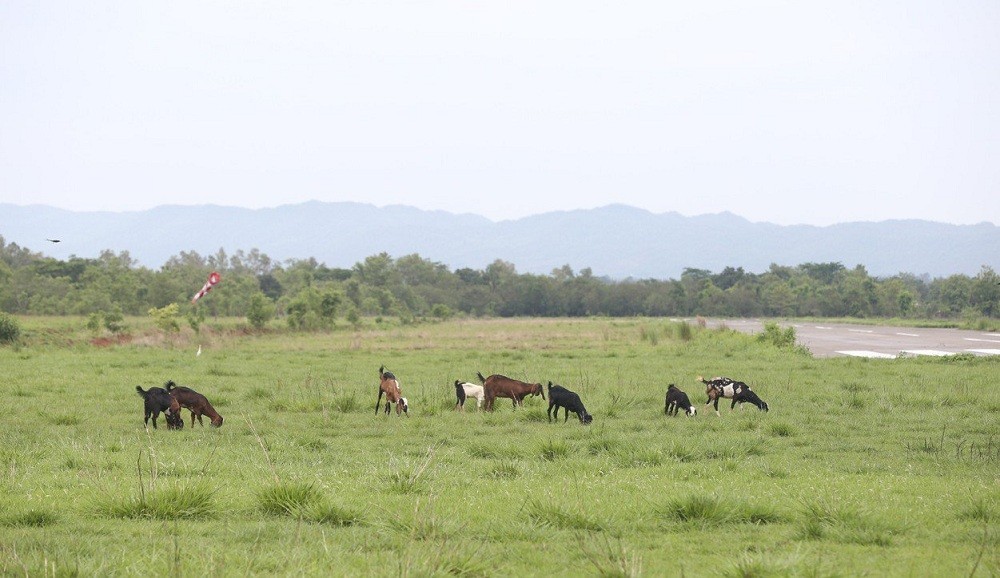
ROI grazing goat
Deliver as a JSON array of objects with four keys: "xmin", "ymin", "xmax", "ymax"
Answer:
[
  {"xmin": 135, "ymin": 385, "xmax": 183, "ymax": 429},
  {"xmin": 664, "ymin": 384, "xmax": 697, "ymax": 417},
  {"xmin": 165, "ymin": 381, "xmax": 224, "ymax": 427},
  {"xmin": 454, "ymin": 381, "xmax": 485, "ymax": 411},
  {"xmin": 376, "ymin": 365, "xmax": 409, "ymax": 416},
  {"xmin": 699, "ymin": 376, "xmax": 769, "ymax": 416},
  {"xmin": 546, "ymin": 382, "xmax": 593, "ymax": 424},
  {"xmin": 477, "ymin": 372, "xmax": 545, "ymax": 411}
]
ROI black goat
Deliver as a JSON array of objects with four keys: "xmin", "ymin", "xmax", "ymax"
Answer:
[
  {"xmin": 546, "ymin": 382, "xmax": 593, "ymax": 424},
  {"xmin": 135, "ymin": 385, "xmax": 183, "ymax": 429},
  {"xmin": 664, "ymin": 384, "xmax": 696, "ymax": 416}
]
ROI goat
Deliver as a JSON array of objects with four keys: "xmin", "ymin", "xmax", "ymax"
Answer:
[
  {"xmin": 135, "ymin": 385, "xmax": 183, "ymax": 429},
  {"xmin": 664, "ymin": 384, "xmax": 696, "ymax": 417},
  {"xmin": 477, "ymin": 372, "xmax": 545, "ymax": 411},
  {"xmin": 376, "ymin": 365, "xmax": 409, "ymax": 416},
  {"xmin": 546, "ymin": 382, "xmax": 593, "ymax": 424},
  {"xmin": 165, "ymin": 381, "xmax": 224, "ymax": 427},
  {"xmin": 699, "ymin": 376, "xmax": 769, "ymax": 416},
  {"xmin": 454, "ymin": 380, "xmax": 485, "ymax": 411}
]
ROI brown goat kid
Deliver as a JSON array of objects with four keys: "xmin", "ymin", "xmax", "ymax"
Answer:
[
  {"xmin": 376, "ymin": 365, "xmax": 409, "ymax": 416},
  {"xmin": 165, "ymin": 381, "xmax": 224, "ymax": 427}
]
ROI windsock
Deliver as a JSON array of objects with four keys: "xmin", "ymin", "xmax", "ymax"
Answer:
[{"xmin": 192, "ymin": 271, "xmax": 221, "ymax": 303}]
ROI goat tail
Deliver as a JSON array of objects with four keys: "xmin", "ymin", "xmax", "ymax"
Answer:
[
  {"xmin": 135, "ymin": 385, "xmax": 146, "ymax": 397},
  {"xmin": 164, "ymin": 380, "xmax": 177, "ymax": 391},
  {"xmin": 476, "ymin": 372, "xmax": 486, "ymax": 384}
]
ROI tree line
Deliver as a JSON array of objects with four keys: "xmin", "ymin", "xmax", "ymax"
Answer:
[{"xmin": 1, "ymin": 236, "xmax": 997, "ymax": 327}]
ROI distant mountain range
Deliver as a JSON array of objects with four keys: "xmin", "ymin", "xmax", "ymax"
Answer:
[{"xmin": 1, "ymin": 202, "xmax": 997, "ymax": 279}]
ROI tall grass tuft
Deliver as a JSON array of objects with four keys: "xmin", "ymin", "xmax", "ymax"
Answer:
[
  {"xmin": 587, "ymin": 437, "xmax": 621, "ymax": 456},
  {"xmin": 795, "ymin": 499, "xmax": 898, "ymax": 546},
  {"xmin": 3, "ymin": 508, "xmax": 59, "ymax": 527},
  {"xmin": 486, "ymin": 460, "xmax": 521, "ymax": 479},
  {"xmin": 94, "ymin": 483, "xmax": 216, "ymax": 520},
  {"xmin": 665, "ymin": 442, "xmax": 697, "ymax": 463},
  {"xmin": 539, "ymin": 439, "xmax": 571, "ymax": 461},
  {"xmin": 957, "ymin": 497, "xmax": 996, "ymax": 523},
  {"xmin": 723, "ymin": 554, "xmax": 783, "ymax": 578},
  {"xmin": 576, "ymin": 533, "xmax": 643, "ymax": 577},
  {"xmin": 388, "ymin": 447, "xmax": 435, "ymax": 494},
  {"xmin": 734, "ymin": 502, "xmax": 786, "ymax": 525},
  {"xmin": 661, "ymin": 495, "xmax": 731, "ymax": 526},
  {"xmin": 50, "ymin": 414, "xmax": 81, "ymax": 426},
  {"xmin": 527, "ymin": 499, "xmax": 607, "ymax": 531},
  {"xmin": 308, "ymin": 501, "xmax": 364, "ymax": 526},
  {"xmin": 256, "ymin": 481, "xmax": 321, "ymax": 517},
  {"xmin": 767, "ymin": 422, "xmax": 795, "ymax": 437},
  {"xmin": 333, "ymin": 393, "xmax": 360, "ymax": 413},
  {"xmin": 613, "ymin": 443, "xmax": 664, "ymax": 468}
]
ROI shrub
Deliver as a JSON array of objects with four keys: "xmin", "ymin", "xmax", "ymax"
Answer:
[
  {"xmin": 757, "ymin": 322, "xmax": 796, "ymax": 348},
  {"xmin": 148, "ymin": 303, "xmax": 180, "ymax": 332},
  {"xmin": 86, "ymin": 312, "xmax": 102, "ymax": 333},
  {"xmin": 103, "ymin": 307, "xmax": 126, "ymax": 334},
  {"xmin": 187, "ymin": 306, "xmax": 205, "ymax": 332},
  {"xmin": 247, "ymin": 292, "xmax": 276, "ymax": 329},
  {"xmin": 431, "ymin": 303, "xmax": 453, "ymax": 320},
  {"xmin": 0, "ymin": 313, "xmax": 20, "ymax": 345}
]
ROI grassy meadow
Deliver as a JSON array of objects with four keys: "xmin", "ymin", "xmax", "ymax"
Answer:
[{"xmin": 1, "ymin": 316, "xmax": 998, "ymax": 577}]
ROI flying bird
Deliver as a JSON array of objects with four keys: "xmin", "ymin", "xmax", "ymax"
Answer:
[{"xmin": 46, "ymin": 239, "xmax": 61, "ymax": 243}]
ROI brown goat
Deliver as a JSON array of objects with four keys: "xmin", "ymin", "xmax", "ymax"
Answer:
[
  {"xmin": 165, "ymin": 381, "xmax": 224, "ymax": 427},
  {"xmin": 375, "ymin": 365, "xmax": 409, "ymax": 416},
  {"xmin": 477, "ymin": 372, "xmax": 545, "ymax": 411}
]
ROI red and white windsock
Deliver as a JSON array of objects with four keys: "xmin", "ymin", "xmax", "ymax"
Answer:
[{"xmin": 191, "ymin": 271, "xmax": 221, "ymax": 304}]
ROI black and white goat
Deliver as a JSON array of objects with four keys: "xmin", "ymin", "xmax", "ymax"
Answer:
[
  {"xmin": 454, "ymin": 380, "xmax": 485, "ymax": 411},
  {"xmin": 700, "ymin": 376, "xmax": 769, "ymax": 416},
  {"xmin": 546, "ymin": 382, "xmax": 593, "ymax": 424},
  {"xmin": 664, "ymin": 384, "xmax": 696, "ymax": 417}
]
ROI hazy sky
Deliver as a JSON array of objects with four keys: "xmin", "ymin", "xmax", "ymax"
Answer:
[{"xmin": 2, "ymin": 1, "xmax": 998, "ymax": 225}]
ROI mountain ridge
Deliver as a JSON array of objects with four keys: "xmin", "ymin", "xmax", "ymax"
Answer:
[{"xmin": 1, "ymin": 202, "xmax": 996, "ymax": 279}]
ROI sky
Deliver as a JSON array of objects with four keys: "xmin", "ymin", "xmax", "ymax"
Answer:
[{"xmin": 2, "ymin": 1, "xmax": 998, "ymax": 226}]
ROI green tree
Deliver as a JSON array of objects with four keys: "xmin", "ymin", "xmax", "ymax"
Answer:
[
  {"xmin": 247, "ymin": 293, "xmax": 276, "ymax": 329},
  {"xmin": 971, "ymin": 266, "xmax": 1000, "ymax": 317}
]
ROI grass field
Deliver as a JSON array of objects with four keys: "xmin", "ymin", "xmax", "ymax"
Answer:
[{"xmin": 1, "ymin": 317, "xmax": 998, "ymax": 577}]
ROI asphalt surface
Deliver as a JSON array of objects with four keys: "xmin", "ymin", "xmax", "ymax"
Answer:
[{"xmin": 700, "ymin": 319, "xmax": 1000, "ymax": 359}]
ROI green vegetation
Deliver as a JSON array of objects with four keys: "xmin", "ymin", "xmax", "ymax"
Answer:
[
  {"xmin": 0, "ymin": 316, "xmax": 997, "ymax": 576},
  {"xmin": 2, "ymin": 236, "xmax": 998, "ymax": 327},
  {"xmin": 0, "ymin": 311, "xmax": 20, "ymax": 344}
]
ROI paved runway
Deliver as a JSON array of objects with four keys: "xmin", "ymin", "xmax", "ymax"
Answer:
[{"xmin": 700, "ymin": 319, "xmax": 1000, "ymax": 359}]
